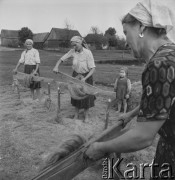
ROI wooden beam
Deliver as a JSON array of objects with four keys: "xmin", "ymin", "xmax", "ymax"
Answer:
[{"xmin": 13, "ymin": 71, "xmax": 116, "ymax": 97}]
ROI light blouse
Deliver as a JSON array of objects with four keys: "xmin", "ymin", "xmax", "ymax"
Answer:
[
  {"xmin": 19, "ymin": 48, "xmax": 40, "ymax": 65},
  {"xmin": 60, "ymin": 48, "xmax": 96, "ymax": 74}
]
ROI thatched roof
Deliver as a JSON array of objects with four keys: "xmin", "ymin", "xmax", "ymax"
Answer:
[
  {"xmin": 1, "ymin": 29, "xmax": 19, "ymax": 39},
  {"xmin": 47, "ymin": 28, "xmax": 81, "ymax": 41},
  {"xmin": 33, "ymin": 32, "xmax": 49, "ymax": 43}
]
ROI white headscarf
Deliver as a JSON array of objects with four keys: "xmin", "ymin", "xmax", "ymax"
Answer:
[
  {"xmin": 129, "ymin": 0, "xmax": 175, "ymax": 43},
  {"xmin": 70, "ymin": 36, "xmax": 89, "ymax": 49},
  {"xmin": 25, "ymin": 39, "xmax": 33, "ymax": 45},
  {"xmin": 71, "ymin": 36, "xmax": 83, "ymax": 44}
]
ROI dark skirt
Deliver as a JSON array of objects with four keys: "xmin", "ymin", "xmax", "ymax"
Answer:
[
  {"xmin": 71, "ymin": 71, "xmax": 96, "ymax": 109},
  {"xmin": 24, "ymin": 65, "xmax": 41, "ymax": 89}
]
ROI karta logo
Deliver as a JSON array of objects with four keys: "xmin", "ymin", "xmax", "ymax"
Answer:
[{"xmin": 102, "ymin": 158, "xmax": 175, "ymax": 179}]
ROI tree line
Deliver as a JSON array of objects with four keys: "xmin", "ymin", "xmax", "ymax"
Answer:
[{"xmin": 18, "ymin": 26, "xmax": 127, "ymax": 50}]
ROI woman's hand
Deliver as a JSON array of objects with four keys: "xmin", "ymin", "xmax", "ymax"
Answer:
[
  {"xmin": 118, "ymin": 112, "xmax": 133, "ymax": 126},
  {"xmin": 13, "ymin": 68, "xmax": 18, "ymax": 74},
  {"xmin": 53, "ymin": 65, "xmax": 59, "ymax": 74},
  {"xmin": 32, "ymin": 71, "xmax": 38, "ymax": 76},
  {"xmin": 85, "ymin": 142, "xmax": 106, "ymax": 161},
  {"xmin": 81, "ymin": 77, "xmax": 86, "ymax": 83},
  {"xmin": 125, "ymin": 94, "xmax": 130, "ymax": 99}
]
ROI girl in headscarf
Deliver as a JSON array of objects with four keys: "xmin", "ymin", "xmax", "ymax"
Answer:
[
  {"xmin": 86, "ymin": 0, "xmax": 175, "ymax": 179},
  {"xmin": 13, "ymin": 39, "xmax": 41, "ymax": 100},
  {"xmin": 114, "ymin": 66, "xmax": 131, "ymax": 113},
  {"xmin": 53, "ymin": 36, "xmax": 96, "ymax": 122}
]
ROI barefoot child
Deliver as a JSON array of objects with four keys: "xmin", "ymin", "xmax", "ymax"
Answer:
[{"xmin": 114, "ymin": 67, "xmax": 131, "ymax": 113}]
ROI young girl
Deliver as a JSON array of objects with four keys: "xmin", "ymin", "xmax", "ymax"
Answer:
[{"xmin": 114, "ymin": 67, "xmax": 131, "ymax": 113}]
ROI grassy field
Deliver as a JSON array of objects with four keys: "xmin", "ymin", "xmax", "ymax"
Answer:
[
  {"xmin": 0, "ymin": 49, "xmax": 144, "ymax": 87},
  {"xmin": 0, "ymin": 48, "xmax": 157, "ymax": 180}
]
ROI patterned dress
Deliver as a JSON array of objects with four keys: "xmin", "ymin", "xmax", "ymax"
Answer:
[{"xmin": 137, "ymin": 44, "xmax": 175, "ymax": 179}]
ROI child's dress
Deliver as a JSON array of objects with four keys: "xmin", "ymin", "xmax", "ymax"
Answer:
[{"xmin": 115, "ymin": 77, "xmax": 128, "ymax": 100}]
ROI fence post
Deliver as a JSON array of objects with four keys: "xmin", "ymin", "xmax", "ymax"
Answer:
[
  {"xmin": 46, "ymin": 83, "xmax": 52, "ymax": 110},
  {"xmin": 48, "ymin": 83, "xmax": 51, "ymax": 99},
  {"xmin": 57, "ymin": 87, "xmax": 61, "ymax": 115},
  {"xmin": 55, "ymin": 87, "xmax": 63, "ymax": 123},
  {"xmin": 13, "ymin": 79, "xmax": 20, "ymax": 99},
  {"xmin": 104, "ymin": 98, "xmax": 111, "ymax": 130}
]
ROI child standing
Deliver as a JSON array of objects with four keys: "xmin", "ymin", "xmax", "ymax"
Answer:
[{"xmin": 114, "ymin": 67, "xmax": 131, "ymax": 113}]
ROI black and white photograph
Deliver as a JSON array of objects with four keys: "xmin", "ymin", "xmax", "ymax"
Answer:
[{"xmin": 0, "ymin": 0, "xmax": 175, "ymax": 179}]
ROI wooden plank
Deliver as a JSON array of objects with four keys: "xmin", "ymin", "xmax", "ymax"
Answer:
[
  {"xmin": 57, "ymin": 71, "xmax": 116, "ymax": 97},
  {"xmin": 13, "ymin": 71, "xmax": 116, "ymax": 97},
  {"xmin": 31, "ymin": 119, "xmax": 125, "ymax": 180}
]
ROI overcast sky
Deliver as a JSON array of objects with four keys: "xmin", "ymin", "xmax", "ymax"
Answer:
[
  {"xmin": 0, "ymin": 0, "xmax": 174, "ymax": 38},
  {"xmin": 0, "ymin": 0, "xmax": 142, "ymax": 37}
]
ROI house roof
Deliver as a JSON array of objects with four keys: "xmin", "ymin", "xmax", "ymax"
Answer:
[
  {"xmin": 33, "ymin": 32, "xmax": 49, "ymax": 43},
  {"xmin": 47, "ymin": 28, "xmax": 81, "ymax": 41},
  {"xmin": 1, "ymin": 29, "xmax": 19, "ymax": 38}
]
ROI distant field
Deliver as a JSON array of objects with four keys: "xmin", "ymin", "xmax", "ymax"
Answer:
[{"xmin": 0, "ymin": 49, "xmax": 144, "ymax": 86}]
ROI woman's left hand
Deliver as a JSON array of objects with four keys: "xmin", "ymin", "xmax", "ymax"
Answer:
[
  {"xmin": 32, "ymin": 71, "xmax": 38, "ymax": 76},
  {"xmin": 85, "ymin": 142, "xmax": 106, "ymax": 160},
  {"xmin": 81, "ymin": 78, "xmax": 86, "ymax": 83},
  {"xmin": 125, "ymin": 94, "xmax": 130, "ymax": 99}
]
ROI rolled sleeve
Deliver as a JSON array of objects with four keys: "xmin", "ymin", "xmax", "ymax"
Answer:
[
  {"xmin": 60, "ymin": 49, "xmax": 74, "ymax": 62},
  {"xmin": 19, "ymin": 51, "xmax": 25, "ymax": 63},
  {"xmin": 138, "ymin": 58, "xmax": 175, "ymax": 122},
  {"xmin": 34, "ymin": 50, "xmax": 40, "ymax": 64},
  {"xmin": 87, "ymin": 50, "xmax": 96, "ymax": 69}
]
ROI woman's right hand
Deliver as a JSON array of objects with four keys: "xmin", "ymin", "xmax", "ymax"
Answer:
[
  {"xmin": 13, "ymin": 68, "xmax": 17, "ymax": 74},
  {"xmin": 53, "ymin": 65, "xmax": 59, "ymax": 74},
  {"xmin": 118, "ymin": 112, "xmax": 133, "ymax": 126}
]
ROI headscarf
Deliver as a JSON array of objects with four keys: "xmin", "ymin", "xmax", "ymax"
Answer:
[
  {"xmin": 128, "ymin": 0, "xmax": 175, "ymax": 43},
  {"xmin": 25, "ymin": 39, "xmax": 33, "ymax": 45},
  {"xmin": 70, "ymin": 36, "xmax": 89, "ymax": 49}
]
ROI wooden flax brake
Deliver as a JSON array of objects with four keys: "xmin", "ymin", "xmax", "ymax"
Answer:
[
  {"xmin": 13, "ymin": 71, "xmax": 116, "ymax": 97},
  {"xmin": 31, "ymin": 119, "xmax": 126, "ymax": 180}
]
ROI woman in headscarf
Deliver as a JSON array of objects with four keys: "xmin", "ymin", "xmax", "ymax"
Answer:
[
  {"xmin": 13, "ymin": 39, "xmax": 41, "ymax": 100},
  {"xmin": 86, "ymin": 0, "xmax": 175, "ymax": 179},
  {"xmin": 53, "ymin": 36, "xmax": 96, "ymax": 122}
]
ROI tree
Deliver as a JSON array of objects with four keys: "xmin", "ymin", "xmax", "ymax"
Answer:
[
  {"xmin": 116, "ymin": 37, "xmax": 127, "ymax": 50},
  {"xmin": 62, "ymin": 19, "xmax": 74, "ymax": 48},
  {"xmin": 104, "ymin": 27, "xmax": 118, "ymax": 48},
  {"xmin": 84, "ymin": 33, "xmax": 108, "ymax": 50},
  {"xmin": 19, "ymin": 27, "xmax": 33, "ymax": 45},
  {"xmin": 90, "ymin": 26, "xmax": 100, "ymax": 34},
  {"xmin": 105, "ymin": 34, "xmax": 117, "ymax": 47},
  {"xmin": 105, "ymin": 27, "xmax": 116, "ymax": 36},
  {"xmin": 64, "ymin": 18, "xmax": 74, "ymax": 30}
]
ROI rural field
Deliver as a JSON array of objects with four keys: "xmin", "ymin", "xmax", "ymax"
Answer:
[{"xmin": 0, "ymin": 47, "xmax": 159, "ymax": 180}]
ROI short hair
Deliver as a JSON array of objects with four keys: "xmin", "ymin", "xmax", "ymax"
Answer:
[{"xmin": 122, "ymin": 13, "xmax": 166, "ymax": 37}]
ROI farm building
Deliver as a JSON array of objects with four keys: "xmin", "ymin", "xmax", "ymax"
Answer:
[
  {"xmin": 43, "ymin": 28, "xmax": 81, "ymax": 49},
  {"xmin": 33, "ymin": 32, "xmax": 49, "ymax": 49},
  {"xmin": 1, "ymin": 29, "xmax": 20, "ymax": 47}
]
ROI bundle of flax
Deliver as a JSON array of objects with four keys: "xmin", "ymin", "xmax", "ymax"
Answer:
[{"xmin": 67, "ymin": 74, "xmax": 97, "ymax": 100}]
